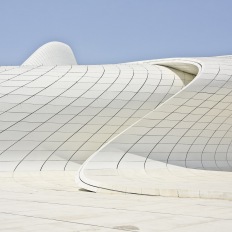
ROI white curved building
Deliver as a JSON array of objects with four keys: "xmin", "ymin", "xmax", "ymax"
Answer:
[
  {"xmin": 1, "ymin": 42, "xmax": 232, "ymax": 201},
  {"xmin": 23, "ymin": 41, "xmax": 77, "ymax": 65}
]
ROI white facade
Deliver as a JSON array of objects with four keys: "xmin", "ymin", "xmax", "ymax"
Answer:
[{"xmin": 0, "ymin": 42, "xmax": 232, "ymax": 200}]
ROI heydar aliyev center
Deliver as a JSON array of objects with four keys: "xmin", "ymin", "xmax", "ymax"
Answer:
[
  {"xmin": 2, "ymin": 41, "xmax": 232, "ymax": 231},
  {"xmin": 1, "ymin": 41, "xmax": 232, "ymax": 200}
]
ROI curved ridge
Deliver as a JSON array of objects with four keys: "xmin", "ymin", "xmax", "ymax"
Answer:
[{"xmin": 22, "ymin": 41, "xmax": 77, "ymax": 66}]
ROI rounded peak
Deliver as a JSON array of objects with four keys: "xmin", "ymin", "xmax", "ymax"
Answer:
[{"xmin": 22, "ymin": 41, "xmax": 77, "ymax": 66}]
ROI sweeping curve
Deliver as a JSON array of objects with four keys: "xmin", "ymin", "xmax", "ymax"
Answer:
[
  {"xmin": 1, "ymin": 42, "xmax": 232, "ymax": 200},
  {"xmin": 77, "ymin": 57, "xmax": 232, "ymax": 200}
]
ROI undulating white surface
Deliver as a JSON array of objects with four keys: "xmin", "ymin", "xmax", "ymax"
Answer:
[
  {"xmin": 1, "ymin": 42, "xmax": 232, "ymax": 231},
  {"xmin": 0, "ymin": 62, "xmax": 192, "ymax": 172},
  {"xmin": 77, "ymin": 56, "xmax": 232, "ymax": 200}
]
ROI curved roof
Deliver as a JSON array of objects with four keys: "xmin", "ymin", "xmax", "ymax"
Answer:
[{"xmin": 22, "ymin": 41, "xmax": 77, "ymax": 65}]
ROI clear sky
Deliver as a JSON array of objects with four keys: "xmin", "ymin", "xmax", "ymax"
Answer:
[{"xmin": 1, "ymin": 0, "xmax": 232, "ymax": 65}]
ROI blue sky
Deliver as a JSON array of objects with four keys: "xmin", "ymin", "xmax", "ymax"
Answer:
[{"xmin": 0, "ymin": 0, "xmax": 232, "ymax": 65}]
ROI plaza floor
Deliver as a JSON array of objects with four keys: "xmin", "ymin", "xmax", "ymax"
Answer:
[{"xmin": 0, "ymin": 171, "xmax": 231, "ymax": 232}]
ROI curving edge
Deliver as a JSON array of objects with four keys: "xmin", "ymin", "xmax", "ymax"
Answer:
[{"xmin": 76, "ymin": 57, "xmax": 232, "ymax": 200}]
